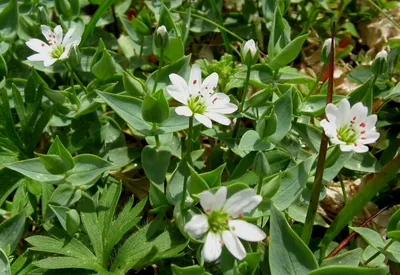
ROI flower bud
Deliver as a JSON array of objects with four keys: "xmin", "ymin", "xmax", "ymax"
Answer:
[
  {"xmin": 320, "ymin": 38, "xmax": 334, "ymax": 64},
  {"xmin": 241, "ymin": 39, "xmax": 258, "ymax": 66},
  {"xmin": 68, "ymin": 44, "xmax": 81, "ymax": 69},
  {"xmin": 371, "ymin": 50, "xmax": 388, "ymax": 75},
  {"xmin": 253, "ymin": 151, "xmax": 271, "ymax": 178},
  {"xmin": 38, "ymin": 6, "xmax": 49, "ymax": 24},
  {"xmin": 154, "ymin": 25, "xmax": 169, "ymax": 49}
]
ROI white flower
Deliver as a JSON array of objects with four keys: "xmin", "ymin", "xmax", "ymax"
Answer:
[
  {"xmin": 242, "ymin": 39, "xmax": 257, "ymax": 58},
  {"xmin": 26, "ymin": 25, "xmax": 81, "ymax": 67},
  {"xmin": 166, "ymin": 65, "xmax": 238, "ymax": 128},
  {"xmin": 184, "ymin": 187, "xmax": 266, "ymax": 262},
  {"xmin": 156, "ymin": 25, "xmax": 167, "ymax": 38},
  {"xmin": 320, "ymin": 99, "xmax": 380, "ymax": 153},
  {"xmin": 375, "ymin": 50, "xmax": 388, "ymax": 60}
]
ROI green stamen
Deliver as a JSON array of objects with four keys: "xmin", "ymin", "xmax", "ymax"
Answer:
[
  {"xmin": 187, "ymin": 94, "xmax": 207, "ymax": 114},
  {"xmin": 207, "ymin": 210, "xmax": 229, "ymax": 233},
  {"xmin": 337, "ymin": 124, "xmax": 358, "ymax": 144},
  {"xmin": 51, "ymin": 45, "xmax": 65, "ymax": 58}
]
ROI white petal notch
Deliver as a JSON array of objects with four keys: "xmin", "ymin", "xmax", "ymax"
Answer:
[
  {"xmin": 184, "ymin": 186, "xmax": 265, "ymax": 262},
  {"xmin": 166, "ymin": 64, "xmax": 238, "ymax": 128},
  {"xmin": 320, "ymin": 98, "xmax": 380, "ymax": 153},
  {"xmin": 26, "ymin": 25, "xmax": 81, "ymax": 67}
]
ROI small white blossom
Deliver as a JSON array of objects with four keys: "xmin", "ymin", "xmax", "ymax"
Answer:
[
  {"xmin": 242, "ymin": 39, "xmax": 257, "ymax": 58},
  {"xmin": 184, "ymin": 187, "xmax": 266, "ymax": 262},
  {"xmin": 375, "ymin": 50, "xmax": 388, "ymax": 60},
  {"xmin": 156, "ymin": 25, "xmax": 167, "ymax": 38},
  {"xmin": 166, "ymin": 65, "xmax": 238, "ymax": 128},
  {"xmin": 26, "ymin": 25, "xmax": 81, "ymax": 67},
  {"xmin": 320, "ymin": 99, "xmax": 380, "ymax": 153}
]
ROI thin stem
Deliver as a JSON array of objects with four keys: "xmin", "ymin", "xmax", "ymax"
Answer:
[
  {"xmin": 304, "ymin": 63, "xmax": 327, "ymax": 101},
  {"xmin": 152, "ymin": 48, "xmax": 164, "ymax": 94},
  {"xmin": 65, "ymin": 62, "xmax": 88, "ymax": 94},
  {"xmin": 181, "ymin": 116, "xmax": 194, "ymax": 211},
  {"xmin": 366, "ymin": 0, "xmax": 400, "ymax": 30},
  {"xmin": 364, "ymin": 239, "xmax": 394, "ymax": 265},
  {"xmin": 338, "ymin": 174, "xmax": 348, "ymax": 204},
  {"xmin": 153, "ymin": 123, "xmax": 160, "ymax": 147},
  {"xmin": 209, "ymin": 0, "xmax": 231, "ymax": 53},
  {"xmin": 257, "ymin": 176, "xmax": 263, "ymax": 195},
  {"xmin": 232, "ymin": 64, "xmax": 252, "ymax": 138},
  {"xmin": 301, "ymin": 25, "xmax": 335, "ymax": 245}
]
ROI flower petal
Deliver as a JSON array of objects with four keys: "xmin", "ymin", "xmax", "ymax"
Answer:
[
  {"xmin": 200, "ymin": 187, "xmax": 227, "ymax": 212},
  {"xmin": 325, "ymin": 103, "xmax": 337, "ymax": 124},
  {"xmin": 339, "ymin": 144, "xmax": 354, "ymax": 152},
  {"xmin": 59, "ymin": 44, "xmax": 71, "ymax": 60},
  {"xmin": 27, "ymin": 53, "xmax": 47, "ymax": 62},
  {"xmin": 26, "ymin": 39, "xmax": 50, "ymax": 54},
  {"xmin": 224, "ymin": 189, "xmax": 262, "ymax": 218},
  {"xmin": 169, "ymin": 73, "xmax": 189, "ymax": 96},
  {"xmin": 336, "ymin": 98, "xmax": 350, "ymax": 127},
  {"xmin": 175, "ymin": 106, "xmax": 193, "ymax": 117},
  {"xmin": 43, "ymin": 57, "xmax": 57, "ymax": 67},
  {"xmin": 349, "ymin": 102, "xmax": 368, "ymax": 124},
  {"xmin": 320, "ymin": 119, "xmax": 336, "ymax": 138},
  {"xmin": 200, "ymin": 190, "xmax": 214, "ymax": 213},
  {"xmin": 363, "ymin": 114, "xmax": 378, "ymax": 131},
  {"xmin": 204, "ymin": 112, "xmax": 231, "ymax": 126},
  {"xmin": 206, "ymin": 103, "xmax": 238, "ymax": 114},
  {"xmin": 184, "ymin": 214, "xmax": 209, "ymax": 238},
  {"xmin": 202, "ymin": 232, "xmax": 222, "ymax": 262},
  {"xmin": 189, "ymin": 64, "xmax": 202, "ymax": 95},
  {"xmin": 229, "ymin": 220, "xmax": 266, "ymax": 242},
  {"xmin": 54, "ymin": 25, "xmax": 63, "ymax": 45},
  {"xmin": 194, "ymin": 113, "xmax": 212, "ymax": 128},
  {"xmin": 352, "ymin": 143, "xmax": 369, "ymax": 153},
  {"xmin": 40, "ymin": 25, "xmax": 54, "ymax": 41},
  {"xmin": 166, "ymin": 85, "xmax": 188, "ymax": 104},
  {"xmin": 63, "ymin": 27, "xmax": 81, "ymax": 46},
  {"xmin": 222, "ymin": 230, "xmax": 246, "ymax": 260},
  {"xmin": 359, "ymin": 131, "xmax": 380, "ymax": 144},
  {"xmin": 201, "ymin": 72, "xmax": 219, "ymax": 95}
]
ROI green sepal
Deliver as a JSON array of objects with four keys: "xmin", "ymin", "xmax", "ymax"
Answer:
[{"xmin": 141, "ymin": 90, "xmax": 170, "ymax": 124}]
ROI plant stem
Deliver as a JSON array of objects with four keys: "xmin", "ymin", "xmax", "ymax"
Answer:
[
  {"xmin": 338, "ymin": 174, "xmax": 348, "ymax": 204},
  {"xmin": 65, "ymin": 62, "xmax": 88, "ymax": 94},
  {"xmin": 366, "ymin": 0, "xmax": 400, "ymax": 30},
  {"xmin": 153, "ymin": 123, "xmax": 161, "ymax": 147},
  {"xmin": 152, "ymin": 48, "xmax": 164, "ymax": 94},
  {"xmin": 301, "ymin": 27, "xmax": 335, "ymax": 245},
  {"xmin": 181, "ymin": 116, "xmax": 194, "ymax": 211},
  {"xmin": 209, "ymin": 0, "xmax": 231, "ymax": 53},
  {"xmin": 232, "ymin": 64, "xmax": 252, "ymax": 138},
  {"xmin": 364, "ymin": 239, "xmax": 394, "ymax": 265},
  {"xmin": 304, "ymin": 63, "xmax": 327, "ymax": 101},
  {"xmin": 257, "ymin": 176, "xmax": 263, "ymax": 195}
]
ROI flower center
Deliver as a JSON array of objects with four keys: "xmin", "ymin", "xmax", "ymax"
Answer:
[
  {"xmin": 187, "ymin": 94, "xmax": 207, "ymax": 114},
  {"xmin": 337, "ymin": 124, "xmax": 359, "ymax": 144},
  {"xmin": 207, "ymin": 210, "xmax": 229, "ymax": 233},
  {"xmin": 51, "ymin": 44, "xmax": 65, "ymax": 58}
]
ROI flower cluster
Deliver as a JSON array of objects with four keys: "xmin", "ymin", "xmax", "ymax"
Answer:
[
  {"xmin": 321, "ymin": 99, "xmax": 380, "ymax": 153},
  {"xmin": 26, "ymin": 25, "xmax": 81, "ymax": 67},
  {"xmin": 184, "ymin": 187, "xmax": 266, "ymax": 262},
  {"xmin": 166, "ymin": 65, "xmax": 237, "ymax": 128}
]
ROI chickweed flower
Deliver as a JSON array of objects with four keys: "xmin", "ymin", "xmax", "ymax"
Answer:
[
  {"xmin": 371, "ymin": 49, "xmax": 388, "ymax": 75},
  {"xmin": 241, "ymin": 39, "xmax": 258, "ymax": 66},
  {"xmin": 184, "ymin": 187, "xmax": 266, "ymax": 262},
  {"xmin": 154, "ymin": 25, "xmax": 169, "ymax": 48},
  {"xmin": 166, "ymin": 64, "xmax": 237, "ymax": 128},
  {"xmin": 320, "ymin": 99, "xmax": 379, "ymax": 153},
  {"xmin": 26, "ymin": 25, "xmax": 81, "ymax": 67}
]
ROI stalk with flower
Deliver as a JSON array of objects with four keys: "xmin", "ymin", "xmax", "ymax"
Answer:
[{"xmin": 184, "ymin": 187, "xmax": 266, "ymax": 262}]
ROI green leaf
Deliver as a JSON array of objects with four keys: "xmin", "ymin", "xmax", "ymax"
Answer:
[
  {"xmin": 237, "ymin": 130, "xmax": 274, "ymax": 156},
  {"xmin": 388, "ymin": 208, "xmax": 400, "ymax": 232},
  {"xmin": 268, "ymin": 89, "xmax": 292, "ymax": 144},
  {"xmin": 49, "ymin": 205, "xmax": 70, "ymax": 232},
  {"xmin": 308, "ymin": 266, "xmax": 389, "ymax": 275},
  {"xmin": 0, "ymin": 248, "xmax": 10, "ymax": 275},
  {"xmin": 66, "ymin": 154, "xmax": 114, "ymax": 187},
  {"xmin": 270, "ymin": 33, "xmax": 309, "ymax": 70},
  {"xmin": 268, "ymin": 7, "xmax": 291, "ymax": 60},
  {"xmin": 123, "ymin": 71, "xmax": 145, "ymax": 96},
  {"xmin": 167, "ymin": 159, "xmax": 190, "ymax": 205},
  {"xmin": 272, "ymin": 155, "xmax": 315, "ymax": 210},
  {"xmin": 344, "ymin": 152, "xmax": 381, "ymax": 173},
  {"xmin": 0, "ymin": 169, "xmax": 22, "ymax": 207},
  {"xmin": 323, "ymin": 146, "xmax": 353, "ymax": 182},
  {"xmin": 66, "ymin": 209, "xmax": 80, "ymax": 235},
  {"xmin": 293, "ymin": 123, "xmax": 322, "ymax": 153},
  {"xmin": 301, "ymin": 95, "xmax": 346, "ymax": 117},
  {"xmin": 172, "ymin": 264, "xmax": 211, "ymax": 275},
  {"xmin": 269, "ymin": 204, "xmax": 318, "ymax": 275},
  {"xmin": 321, "ymin": 248, "xmax": 362, "ymax": 267},
  {"xmin": 288, "ymin": 202, "xmax": 328, "ymax": 228},
  {"xmin": 188, "ymin": 165, "xmax": 210, "ymax": 196},
  {"xmin": 200, "ymin": 164, "xmax": 225, "ymax": 189},
  {"xmin": 33, "ymin": 257, "xmax": 103, "ymax": 271},
  {"xmin": 0, "ymin": 0, "xmax": 18, "ymax": 41},
  {"xmin": 142, "ymin": 146, "xmax": 171, "ymax": 185},
  {"xmin": 0, "ymin": 211, "xmax": 26, "ymax": 253},
  {"xmin": 54, "ymin": 0, "xmax": 80, "ymax": 20},
  {"xmin": 141, "ymin": 90, "xmax": 170, "ymax": 124},
  {"xmin": 37, "ymin": 137, "xmax": 74, "ymax": 175},
  {"xmin": 91, "ymin": 50, "xmax": 116, "ymax": 80},
  {"xmin": 349, "ymin": 227, "xmax": 384, "ymax": 248},
  {"xmin": 320, "ymin": 154, "xmax": 400, "ymax": 259}
]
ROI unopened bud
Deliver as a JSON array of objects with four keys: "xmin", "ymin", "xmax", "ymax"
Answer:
[
  {"xmin": 320, "ymin": 38, "xmax": 334, "ymax": 64},
  {"xmin": 371, "ymin": 50, "xmax": 388, "ymax": 75},
  {"xmin": 253, "ymin": 151, "xmax": 271, "ymax": 178},
  {"xmin": 241, "ymin": 39, "xmax": 258, "ymax": 66},
  {"xmin": 154, "ymin": 25, "xmax": 169, "ymax": 49},
  {"xmin": 38, "ymin": 6, "xmax": 49, "ymax": 24},
  {"xmin": 68, "ymin": 44, "xmax": 81, "ymax": 69}
]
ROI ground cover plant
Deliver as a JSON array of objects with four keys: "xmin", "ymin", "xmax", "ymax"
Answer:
[{"xmin": 0, "ymin": 0, "xmax": 400, "ymax": 274}]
